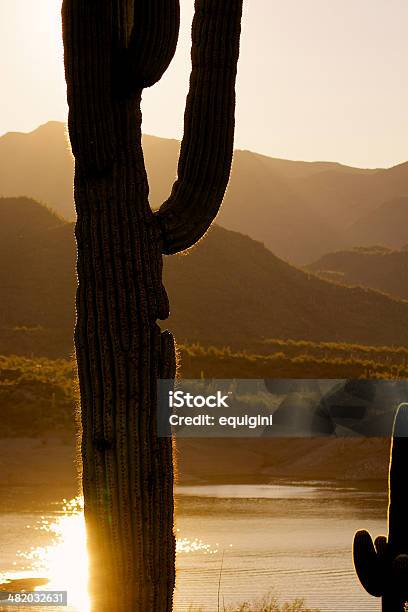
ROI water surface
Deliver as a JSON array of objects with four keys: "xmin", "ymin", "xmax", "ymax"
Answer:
[{"xmin": 0, "ymin": 482, "xmax": 386, "ymax": 611}]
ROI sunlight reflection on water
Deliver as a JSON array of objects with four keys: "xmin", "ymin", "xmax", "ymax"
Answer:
[
  {"xmin": 2, "ymin": 497, "xmax": 217, "ymax": 612},
  {"xmin": 15, "ymin": 497, "xmax": 90, "ymax": 612},
  {"xmin": 0, "ymin": 484, "xmax": 383, "ymax": 611}
]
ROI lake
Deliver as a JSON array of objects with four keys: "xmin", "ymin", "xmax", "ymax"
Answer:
[{"xmin": 0, "ymin": 482, "xmax": 386, "ymax": 611}]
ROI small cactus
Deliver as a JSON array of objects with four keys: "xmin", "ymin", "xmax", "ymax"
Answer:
[{"xmin": 353, "ymin": 403, "xmax": 408, "ymax": 611}]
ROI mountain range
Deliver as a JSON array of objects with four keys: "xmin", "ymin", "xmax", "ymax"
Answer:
[
  {"xmin": 1, "ymin": 122, "xmax": 408, "ymax": 263},
  {"xmin": 1, "ymin": 197, "xmax": 408, "ymax": 358},
  {"xmin": 308, "ymin": 246, "xmax": 408, "ymax": 301}
]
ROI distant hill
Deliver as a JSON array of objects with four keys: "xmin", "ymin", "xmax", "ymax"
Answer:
[
  {"xmin": 347, "ymin": 197, "xmax": 408, "ymax": 249},
  {"xmin": 0, "ymin": 123, "xmax": 75, "ymax": 221},
  {"xmin": 165, "ymin": 228, "xmax": 408, "ymax": 347},
  {"xmin": 296, "ymin": 163, "xmax": 408, "ymax": 229},
  {"xmin": 216, "ymin": 150, "xmax": 343, "ymax": 264},
  {"xmin": 2, "ymin": 197, "xmax": 408, "ymax": 357},
  {"xmin": 2, "ymin": 122, "xmax": 408, "ymax": 263},
  {"xmin": 0, "ymin": 122, "xmax": 181, "ymax": 223},
  {"xmin": 0, "ymin": 195, "xmax": 64, "ymax": 245},
  {"xmin": 0, "ymin": 198, "xmax": 75, "ymax": 336},
  {"xmin": 308, "ymin": 246, "xmax": 408, "ymax": 301}
]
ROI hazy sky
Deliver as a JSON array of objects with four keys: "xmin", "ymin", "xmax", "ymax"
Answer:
[{"xmin": 0, "ymin": 0, "xmax": 407, "ymax": 168}]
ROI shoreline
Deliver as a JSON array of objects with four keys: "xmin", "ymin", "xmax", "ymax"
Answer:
[{"xmin": 0, "ymin": 435, "xmax": 390, "ymax": 504}]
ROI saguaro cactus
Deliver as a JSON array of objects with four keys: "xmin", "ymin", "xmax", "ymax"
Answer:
[
  {"xmin": 353, "ymin": 403, "xmax": 408, "ymax": 611},
  {"xmin": 61, "ymin": 1, "xmax": 243, "ymax": 611}
]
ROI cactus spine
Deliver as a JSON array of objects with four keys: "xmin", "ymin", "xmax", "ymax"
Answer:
[
  {"xmin": 353, "ymin": 403, "xmax": 408, "ymax": 611},
  {"xmin": 61, "ymin": 2, "xmax": 243, "ymax": 611}
]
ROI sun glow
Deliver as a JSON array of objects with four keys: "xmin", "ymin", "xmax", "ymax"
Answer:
[
  {"xmin": 3, "ymin": 497, "xmax": 216, "ymax": 612},
  {"xmin": 19, "ymin": 497, "xmax": 90, "ymax": 612}
]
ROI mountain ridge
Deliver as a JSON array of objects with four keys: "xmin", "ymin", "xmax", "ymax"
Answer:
[
  {"xmin": 2, "ymin": 196, "xmax": 408, "ymax": 357},
  {"xmin": 2, "ymin": 122, "xmax": 408, "ymax": 263},
  {"xmin": 308, "ymin": 246, "xmax": 408, "ymax": 301}
]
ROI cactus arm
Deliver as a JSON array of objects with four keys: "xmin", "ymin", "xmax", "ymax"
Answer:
[
  {"xmin": 353, "ymin": 404, "xmax": 408, "ymax": 609},
  {"xmin": 155, "ymin": 0, "xmax": 244, "ymax": 255},
  {"xmin": 62, "ymin": 1, "xmax": 119, "ymax": 172},
  {"xmin": 63, "ymin": 0, "xmax": 180, "ymax": 173},
  {"xmin": 353, "ymin": 530, "xmax": 384, "ymax": 597},
  {"xmin": 123, "ymin": 0, "xmax": 180, "ymax": 90},
  {"xmin": 375, "ymin": 535, "xmax": 388, "ymax": 557},
  {"xmin": 388, "ymin": 403, "xmax": 408, "ymax": 553}
]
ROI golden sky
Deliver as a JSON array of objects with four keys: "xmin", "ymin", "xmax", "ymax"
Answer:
[{"xmin": 0, "ymin": 0, "xmax": 407, "ymax": 168}]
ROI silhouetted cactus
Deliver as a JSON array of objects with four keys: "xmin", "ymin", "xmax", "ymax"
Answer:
[
  {"xmin": 353, "ymin": 403, "xmax": 408, "ymax": 611},
  {"xmin": 61, "ymin": 1, "xmax": 243, "ymax": 611}
]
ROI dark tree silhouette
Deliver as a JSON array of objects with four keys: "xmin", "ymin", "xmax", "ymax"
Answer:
[
  {"xmin": 353, "ymin": 403, "xmax": 408, "ymax": 611},
  {"xmin": 62, "ymin": 1, "xmax": 243, "ymax": 610}
]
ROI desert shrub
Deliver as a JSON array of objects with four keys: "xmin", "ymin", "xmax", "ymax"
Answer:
[
  {"xmin": 223, "ymin": 593, "xmax": 319, "ymax": 611},
  {"xmin": 1, "ymin": 339, "xmax": 407, "ymax": 437},
  {"xmin": 187, "ymin": 594, "xmax": 319, "ymax": 612}
]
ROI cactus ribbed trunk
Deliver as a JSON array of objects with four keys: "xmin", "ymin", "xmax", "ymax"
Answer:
[
  {"xmin": 62, "ymin": 1, "xmax": 243, "ymax": 610},
  {"xmin": 74, "ymin": 142, "xmax": 176, "ymax": 611}
]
